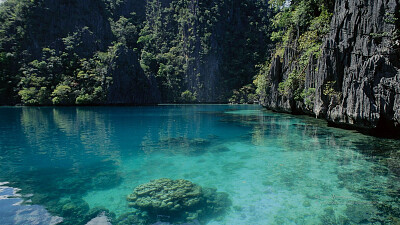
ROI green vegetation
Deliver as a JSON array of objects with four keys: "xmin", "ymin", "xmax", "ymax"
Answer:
[
  {"xmin": 255, "ymin": 0, "xmax": 334, "ymax": 106},
  {"xmin": 254, "ymin": 61, "xmax": 271, "ymax": 103},
  {"xmin": 323, "ymin": 81, "xmax": 341, "ymax": 103},
  {"xmin": 229, "ymin": 84, "xmax": 257, "ymax": 104},
  {"xmin": 301, "ymin": 87, "xmax": 316, "ymax": 109},
  {"xmin": 0, "ymin": 0, "xmax": 273, "ymax": 105},
  {"xmin": 275, "ymin": 0, "xmax": 332, "ymax": 101},
  {"xmin": 180, "ymin": 90, "xmax": 197, "ymax": 103},
  {"xmin": 17, "ymin": 40, "xmax": 114, "ymax": 105},
  {"xmin": 139, "ymin": 0, "xmax": 273, "ymax": 102},
  {"xmin": 384, "ymin": 13, "xmax": 398, "ymax": 24},
  {"xmin": 0, "ymin": 0, "xmax": 139, "ymax": 105},
  {"xmin": 0, "ymin": 0, "xmax": 337, "ymax": 106}
]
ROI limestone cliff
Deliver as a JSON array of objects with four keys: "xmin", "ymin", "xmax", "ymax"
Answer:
[{"xmin": 262, "ymin": 0, "xmax": 400, "ymax": 135}]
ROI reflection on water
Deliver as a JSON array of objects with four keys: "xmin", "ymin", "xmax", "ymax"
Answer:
[
  {"xmin": 0, "ymin": 182, "xmax": 63, "ymax": 225},
  {"xmin": 0, "ymin": 105, "xmax": 399, "ymax": 224}
]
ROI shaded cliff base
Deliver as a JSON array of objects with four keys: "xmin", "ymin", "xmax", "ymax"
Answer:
[
  {"xmin": 327, "ymin": 120, "xmax": 400, "ymax": 140},
  {"xmin": 266, "ymin": 106, "xmax": 400, "ymax": 139}
]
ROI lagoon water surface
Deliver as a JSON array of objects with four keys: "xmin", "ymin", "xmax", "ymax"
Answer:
[{"xmin": 0, "ymin": 105, "xmax": 400, "ymax": 224}]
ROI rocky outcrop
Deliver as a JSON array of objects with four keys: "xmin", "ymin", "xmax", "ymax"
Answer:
[
  {"xmin": 12, "ymin": 0, "xmax": 159, "ymax": 105},
  {"xmin": 263, "ymin": 0, "xmax": 400, "ymax": 135},
  {"xmin": 148, "ymin": 0, "xmax": 272, "ymax": 103},
  {"xmin": 106, "ymin": 45, "xmax": 160, "ymax": 104},
  {"xmin": 23, "ymin": 0, "xmax": 113, "ymax": 57}
]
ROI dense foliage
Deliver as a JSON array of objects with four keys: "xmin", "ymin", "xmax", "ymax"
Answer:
[
  {"xmin": 254, "ymin": 0, "xmax": 334, "ymax": 107},
  {"xmin": 0, "ymin": 0, "xmax": 273, "ymax": 105},
  {"xmin": 0, "ymin": 0, "xmax": 148, "ymax": 105},
  {"xmin": 228, "ymin": 84, "xmax": 257, "ymax": 104},
  {"xmin": 139, "ymin": 0, "xmax": 273, "ymax": 102}
]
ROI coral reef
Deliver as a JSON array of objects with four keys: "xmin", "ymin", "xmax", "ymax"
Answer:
[
  {"xmin": 336, "ymin": 167, "xmax": 400, "ymax": 223},
  {"xmin": 126, "ymin": 178, "xmax": 231, "ymax": 224}
]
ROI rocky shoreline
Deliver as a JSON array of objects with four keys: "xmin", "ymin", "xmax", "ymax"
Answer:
[{"xmin": 261, "ymin": 0, "xmax": 400, "ymax": 136}]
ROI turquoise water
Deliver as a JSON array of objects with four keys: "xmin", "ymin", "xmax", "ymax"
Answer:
[{"xmin": 0, "ymin": 105, "xmax": 400, "ymax": 224}]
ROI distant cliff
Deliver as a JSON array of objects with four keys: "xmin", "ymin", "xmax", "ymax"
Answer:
[
  {"xmin": 0, "ymin": 0, "xmax": 273, "ymax": 105},
  {"xmin": 259, "ymin": 0, "xmax": 400, "ymax": 135},
  {"xmin": 138, "ymin": 0, "xmax": 273, "ymax": 102},
  {"xmin": 0, "ymin": 0, "xmax": 157, "ymax": 105}
]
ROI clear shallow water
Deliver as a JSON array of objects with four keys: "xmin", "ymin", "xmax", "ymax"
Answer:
[{"xmin": 0, "ymin": 105, "xmax": 400, "ymax": 224}]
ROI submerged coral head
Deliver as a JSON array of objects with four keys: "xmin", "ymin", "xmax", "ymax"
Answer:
[{"xmin": 127, "ymin": 178, "xmax": 231, "ymax": 224}]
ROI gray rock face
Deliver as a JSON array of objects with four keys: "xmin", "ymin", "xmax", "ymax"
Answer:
[
  {"xmin": 25, "ymin": 0, "xmax": 113, "ymax": 56},
  {"xmin": 263, "ymin": 56, "xmax": 293, "ymax": 113},
  {"xmin": 106, "ymin": 45, "xmax": 160, "ymax": 105},
  {"xmin": 157, "ymin": 0, "xmax": 272, "ymax": 103},
  {"xmin": 262, "ymin": 0, "xmax": 400, "ymax": 134}
]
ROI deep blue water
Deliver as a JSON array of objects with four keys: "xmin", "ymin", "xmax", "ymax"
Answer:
[{"xmin": 0, "ymin": 105, "xmax": 399, "ymax": 224}]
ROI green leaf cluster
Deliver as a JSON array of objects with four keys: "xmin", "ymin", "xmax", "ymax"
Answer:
[
  {"xmin": 229, "ymin": 84, "xmax": 257, "ymax": 104},
  {"xmin": 180, "ymin": 90, "xmax": 197, "ymax": 103},
  {"xmin": 256, "ymin": 0, "xmax": 333, "ymax": 107},
  {"xmin": 18, "ymin": 43, "xmax": 114, "ymax": 105},
  {"xmin": 301, "ymin": 87, "xmax": 316, "ymax": 109}
]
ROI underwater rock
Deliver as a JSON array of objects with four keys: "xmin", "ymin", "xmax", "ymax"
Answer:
[
  {"xmin": 159, "ymin": 137, "xmax": 211, "ymax": 149},
  {"xmin": 213, "ymin": 146, "xmax": 230, "ymax": 153},
  {"xmin": 344, "ymin": 203, "xmax": 378, "ymax": 224},
  {"xmin": 151, "ymin": 221, "xmax": 201, "ymax": 225},
  {"xmin": 319, "ymin": 207, "xmax": 350, "ymax": 225},
  {"xmin": 127, "ymin": 178, "xmax": 203, "ymax": 213},
  {"xmin": 142, "ymin": 137, "xmax": 213, "ymax": 156},
  {"xmin": 1, "ymin": 160, "xmax": 122, "ymax": 225},
  {"xmin": 336, "ymin": 166, "xmax": 400, "ymax": 223},
  {"xmin": 60, "ymin": 198, "xmax": 89, "ymax": 218},
  {"xmin": 57, "ymin": 198, "xmax": 114, "ymax": 225},
  {"xmin": 53, "ymin": 200, "xmax": 116, "ymax": 225},
  {"xmin": 385, "ymin": 151, "xmax": 400, "ymax": 175},
  {"xmin": 57, "ymin": 176, "xmax": 90, "ymax": 195},
  {"xmin": 202, "ymin": 187, "xmax": 231, "ymax": 216},
  {"xmin": 115, "ymin": 210, "xmax": 151, "ymax": 225},
  {"xmin": 86, "ymin": 212, "xmax": 112, "ymax": 225},
  {"xmin": 84, "ymin": 207, "xmax": 116, "ymax": 224},
  {"xmin": 91, "ymin": 170, "xmax": 122, "ymax": 190},
  {"xmin": 127, "ymin": 178, "xmax": 231, "ymax": 224}
]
